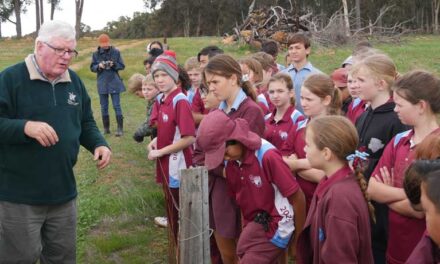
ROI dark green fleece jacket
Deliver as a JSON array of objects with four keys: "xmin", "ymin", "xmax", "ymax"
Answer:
[{"xmin": 0, "ymin": 55, "xmax": 108, "ymax": 205}]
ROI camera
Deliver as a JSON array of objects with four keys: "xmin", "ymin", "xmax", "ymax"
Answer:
[{"xmin": 103, "ymin": 60, "xmax": 113, "ymax": 69}]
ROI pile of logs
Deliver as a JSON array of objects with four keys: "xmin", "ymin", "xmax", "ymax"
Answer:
[{"xmin": 223, "ymin": 5, "xmax": 310, "ymax": 48}]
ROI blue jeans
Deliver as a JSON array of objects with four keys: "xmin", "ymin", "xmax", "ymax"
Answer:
[{"xmin": 99, "ymin": 93, "xmax": 123, "ymax": 116}]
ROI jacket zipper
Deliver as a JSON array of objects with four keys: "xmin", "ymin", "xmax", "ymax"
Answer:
[{"xmin": 51, "ymin": 83, "xmax": 57, "ymax": 106}]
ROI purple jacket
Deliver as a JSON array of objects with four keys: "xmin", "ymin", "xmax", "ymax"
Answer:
[
  {"xmin": 406, "ymin": 233, "xmax": 440, "ymax": 263},
  {"xmin": 297, "ymin": 166, "xmax": 374, "ymax": 264}
]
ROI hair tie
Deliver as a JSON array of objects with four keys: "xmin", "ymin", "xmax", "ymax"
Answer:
[
  {"xmin": 241, "ymin": 74, "xmax": 250, "ymax": 83},
  {"xmin": 346, "ymin": 150, "xmax": 369, "ymax": 161},
  {"xmin": 347, "ymin": 150, "xmax": 369, "ymax": 169}
]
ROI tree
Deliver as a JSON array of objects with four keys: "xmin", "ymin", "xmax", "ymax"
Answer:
[
  {"xmin": 75, "ymin": 0, "xmax": 84, "ymax": 38},
  {"xmin": 0, "ymin": 0, "xmax": 14, "ymax": 37},
  {"xmin": 48, "ymin": 0, "xmax": 60, "ymax": 20}
]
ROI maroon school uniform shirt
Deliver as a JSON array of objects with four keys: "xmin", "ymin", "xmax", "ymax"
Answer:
[
  {"xmin": 225, "ymin": 139, "xmax": 300, "ymax": 248},
  {"xmin": 406, "ymin": 231, "xmax": 440, "ymax": 264},
  {"xmin": 297, "ymin": 166, "xmax": 373, "ymax": 264},
  {"xmin": 346, "ymin": 97, "xmax": 366, "ymax": 124},
  {"xmin": 280, "ymin": 118, "xmax": 317, "ymax": 211},
  {"xmin": 220, "ymin": 89, "xmax": 265, "ymax": 137},
  {"xmin": 373, "ymin": 128, "xmax": 440, "ymax": 264},
  {"xmin": 154, "ymin": 88, "xmax": 195, "ymax": 188},
  {"xmin": 191, "ymin": 88, "xmax": 208, "ymax": 115},
  {"xmin": 264, "ymin": 105, "xmax": 304, "ymax": 150}
]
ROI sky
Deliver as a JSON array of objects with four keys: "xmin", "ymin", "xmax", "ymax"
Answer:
[{"xmin": 1, "ymin": 0, "xmax": 147, "ymax": 37}]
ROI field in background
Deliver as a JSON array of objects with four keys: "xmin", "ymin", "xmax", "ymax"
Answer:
[{"xmin": 1, "ymin": 35, "xmax": 440, "ymax": 263}]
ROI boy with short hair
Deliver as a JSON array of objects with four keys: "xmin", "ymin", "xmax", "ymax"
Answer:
[
  {"xmin": 147, "ymin": 50, "xmax": 196, "ymax": 244},
  {"xmin": 197, "ymin": 45, "xmax": 224, "ymax": 68},
  {"xmin": 133, "ymin": 74, "xmax": 160, "ymax": 143},
  {"xmin": 281, "ymin": 33, "xmax": 322, "ymax": 113},
  {"xmin": 184, "ymin": 57, "xmax": 202, "ymax": 104}
]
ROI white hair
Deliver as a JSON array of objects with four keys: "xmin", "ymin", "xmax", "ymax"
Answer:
[{"xmin": 35, "ymin": 20, "xmax": 76, "ymax": 52}]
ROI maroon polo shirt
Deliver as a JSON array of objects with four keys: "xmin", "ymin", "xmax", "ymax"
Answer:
[
  {"xmin": 191, "ymin": 88, "xmax": 208, "ymax": 114},
  {"xmin": 280, "ymin": 118, "xmax": 317, "ymax": 211},
  {"xmin": 155, "ymin": 88, "xmax": 195, "ymax": 188},
  {"xmin": 373, "ymin": 128, "xmax": 440, "ymax": 264},
  {"xmin": 297, "ymin": 166, "xmax": 373, "ymax": 264},
  {"xmin": 225, "ymin": 142, "xmax": 300, "ymax": 248},
  {"xmin": 264, "ymin": 105, "xmax": 304, "ymax": 150},
  {"xmin": 346, "ymin": 97, "xmax": 366, "ymax": 124},
  {"xmin": 406, "ymin": 232, "xmax": 440, "ymax": 263}
]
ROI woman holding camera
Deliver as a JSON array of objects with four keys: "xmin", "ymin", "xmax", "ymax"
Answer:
[{"xmin": 91, "ymin": 33, "xmax": 126, "ymax": 136}]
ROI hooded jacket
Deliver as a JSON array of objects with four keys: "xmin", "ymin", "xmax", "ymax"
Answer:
[{"xmin": 90, "ymin": 46, "xmax": 126, "ymax": 94}]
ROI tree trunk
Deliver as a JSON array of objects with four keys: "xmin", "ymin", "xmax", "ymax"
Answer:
[
  {"xmin": 355, "ymin": 0, "xmax": 361, "ymax": 30},
  {"xmin": 0, "ymin": 20, "xmax": 2, "ymax": 38},
  {"xmin": 36, "ymin": 0, "xmax": 40, "ymax": 32},
  {"xmin": 342, "ymin": 0, "xmax": 350, "ymax": 37},
  {"xmin": 196, "ymin": 11, "xmax": 201, "ymax": 37},
  {"xmin": 39, "ymin": 0, "xmax": 44, "ymax": 24},
  {"xmin": 183, "ymin": 7, "xmax": 190, "ymax": 37},
  {"xmin": 434, "ymin": 0, "xmax": 440, "ymax": 34},
  {"xmin": 50, "ymin": 0, "xmax": 56, "ymax": 19},
  {"xmin": 75, "ymin": 0, "xmax": 84, "ymax": 39},
  {"xmin": 14, "ymin": 0, "xmax": 22, "ymax": 38}
]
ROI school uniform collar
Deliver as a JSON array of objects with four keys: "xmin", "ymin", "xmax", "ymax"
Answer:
[
  {"xmin": 287, "ymin": 61, "xmax": 314, "ymax": 72},
  {"xmin": 315, "ymin": 165, "xmax": 352, "ymax": 199},
  {"xmin": 219, "ymin": 88, "xmax": 247, "ymax": 113},
  {"xmin": 25, "ymin": 54, "xmax": 71, "ymax": 84},
  {"xmin": 268, "ymin": 105, "xmax": 294, "ymax": 124},
  {"xmin": 403, "ymin": 127, "xmax": 440, "ymax": 149},
  {"xmin": 160, "ymin": 87, "xmax": 182, "ymax": 105}
]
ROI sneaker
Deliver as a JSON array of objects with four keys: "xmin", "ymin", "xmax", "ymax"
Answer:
[{"xmin": 154, "ymin": 216, "xmax": 168, "ymax": 228}]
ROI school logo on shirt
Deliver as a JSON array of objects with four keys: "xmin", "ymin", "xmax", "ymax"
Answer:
[
  {"xmin": 162, "ymin": 113, "xmax": 169, "ymax": 122},
  {"xmin": 368, "ymin": 137, "xmax": 384, "ymax": 153},
  {"xmin": 249, "ymin": 175, "xmax": 262, "ymax": 187},
  {"xmin": 279, "ymin": 131, "xmax": 288, "ymax": 140},
  {"xmin": 67, "ymin": 92, "xmax": 79, "ymax": 106}
]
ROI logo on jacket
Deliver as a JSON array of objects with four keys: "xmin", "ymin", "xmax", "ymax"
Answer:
[
  {"xmin": 249, "ymin": 175, "xmax": 262, "ymax": 187},
  {"xmin": 368, "ymin": 138, "xmax": 384, "ymax": 153},
  {"xmin": 162, "ymin": 113, "xmax": 169, "ymax": 122},
  {"xmin": 67, "ymin": 92, "xmax": 79, "ymax": 106},
  {"xmin": 279, "ymin": 131, "xmax": 288, "ymax": 140}
]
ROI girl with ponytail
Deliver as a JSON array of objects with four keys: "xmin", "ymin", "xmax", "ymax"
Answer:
[
  {"xmin": 297, "ymin": 115, "xmax": 374, "ymax": 263},
  {"xmin": 281, "ymin": 73, "xmax": 342, "ymax": 211},
  {"xmin": 351, "ymin": 53, "xmax": 408, "ymax": 264}
]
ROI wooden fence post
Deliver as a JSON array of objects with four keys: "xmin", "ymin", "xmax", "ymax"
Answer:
[{"xmin": 179, "ymin": 167, "xmax": 210, "ymax": 264}]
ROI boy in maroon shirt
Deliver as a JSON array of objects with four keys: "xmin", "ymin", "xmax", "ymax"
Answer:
[{"xmin": 147, "ymin": 50, "xmax": 196, "ymax": 246}]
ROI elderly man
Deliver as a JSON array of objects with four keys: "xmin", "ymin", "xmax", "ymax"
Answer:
[{"xmin": 0, "ymin": 20, "xmax": 111, "ymax": 263}]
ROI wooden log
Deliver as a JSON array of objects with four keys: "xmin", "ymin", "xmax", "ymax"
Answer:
[{"xmin": 179, "ymin": 167, "xmax": 210, "ymax": 264}]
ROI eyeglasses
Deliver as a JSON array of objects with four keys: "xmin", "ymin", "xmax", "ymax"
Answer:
[{"xmin": 43, "ymin": 42, "xmax": 78, "ymax": 58}]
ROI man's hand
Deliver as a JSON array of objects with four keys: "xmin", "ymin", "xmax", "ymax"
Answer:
[
  {"xmin": 94, "ymin": 146, "xmax": 111, "ymax": 169},
  {"xmin": 24, "ymin": 121, "xmax": 59, "ymax": 147}
]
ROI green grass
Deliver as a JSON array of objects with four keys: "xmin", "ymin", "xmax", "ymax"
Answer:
[{"xmin": 1, "ymin": 35, "xmax": 440, "ymax": 262}]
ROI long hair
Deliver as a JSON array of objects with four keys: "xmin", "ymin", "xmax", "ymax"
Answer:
[{"xmin": 308, "ymin": 116, "xmax": 376, "ymax": 223}]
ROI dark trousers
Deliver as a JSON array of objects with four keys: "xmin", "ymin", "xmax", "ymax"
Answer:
[{"xmin": 99, "ymin": 93, "xmax": 122, "ymax": 116}]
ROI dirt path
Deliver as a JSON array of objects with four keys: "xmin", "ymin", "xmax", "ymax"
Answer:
[{"xmin": 70, "ymin": 40, "xmax": 146, "ymax": 71}]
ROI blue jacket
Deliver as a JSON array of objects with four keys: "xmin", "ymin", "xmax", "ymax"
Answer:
[{"xmin": 90, "ymin": 46, "xmax": 126, "ymax": 94}]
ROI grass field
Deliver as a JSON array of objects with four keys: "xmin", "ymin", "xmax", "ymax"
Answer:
[{"xmin": 1, "ymin": 35, "xmax": 440, "ymax": 263}]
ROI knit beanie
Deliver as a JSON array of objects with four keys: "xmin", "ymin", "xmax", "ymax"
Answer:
[{"xmin": 151, "ymin": 50, "xmax": 179, "ymax": 83}]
